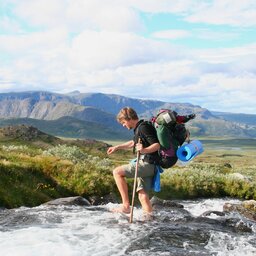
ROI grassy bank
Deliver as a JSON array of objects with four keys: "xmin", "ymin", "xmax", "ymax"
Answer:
[
  {"xmin": 0, "ymin": 142, "xmax": 116, "ymax": 208},
  {"xmin": 155, "ymin": 139, "xmax": 256, "ymax": 200},
  {"xmin": 0, "ymin": 137, "xmax": 256, "ymax": 208}
]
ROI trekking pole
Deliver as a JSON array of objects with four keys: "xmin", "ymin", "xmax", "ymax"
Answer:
[{"xmin": 129, "ymin": 138, "xmax": 141, "ymax": 223}]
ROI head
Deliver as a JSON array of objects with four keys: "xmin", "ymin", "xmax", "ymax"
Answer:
[{"xmin": 116, "ymin": 107, "xmax": 138, "ymax": 130}]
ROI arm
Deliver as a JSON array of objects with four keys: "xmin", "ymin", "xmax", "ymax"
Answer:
[
  {"xmin": 136, "ymin": 142, "xmax": 160, "ymax": 154},
  {"xmin": 107, "ymin": 140, "xmax": 134, "ymax": 155}
]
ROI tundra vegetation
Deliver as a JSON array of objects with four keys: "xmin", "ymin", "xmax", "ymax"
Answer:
[{"xmin": 0, "ymin": 130, "xmax": 255, "ymax": 209}]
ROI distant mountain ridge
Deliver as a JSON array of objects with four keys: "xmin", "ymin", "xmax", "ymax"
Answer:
[
  {"xmin": 0, "ymin": 91, "xmax": 255, "ymax": 139},
  {"xmin": 212, "ymin": 111, "xmax": 256, "ymax": 126},
  {"xmin": 0, "ymin": 91, "xmax": 211, "ymax": 119}
]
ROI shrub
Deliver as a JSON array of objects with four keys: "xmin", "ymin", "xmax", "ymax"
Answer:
[
  {"xmin": 41, "ymin": 144, "xmax": 114, "ymax": 196},
  {"xmin": 159, "ymin": 162, "xmax": 256, "ymax": 200},
  {"xmin": 42, "ymin": 144, "xmax": 88, "ymax": 163},
  {"xmin": 1, "ymin": 145, "xmax": 29, "ymax": 151}
]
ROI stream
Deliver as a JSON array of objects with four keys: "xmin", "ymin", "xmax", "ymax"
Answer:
[{"xmin": 0, "ymin": 198, "xmax": 255, "ymax": 256}]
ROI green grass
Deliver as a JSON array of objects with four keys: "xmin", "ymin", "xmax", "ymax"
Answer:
[
  {"xmin": 0, "ymin": 137, "xmax": 255, "ymax": 208},
  {"xmin": 0, "ymin": 142, "xmax": 115, "ymax": 208},
  {"xmin": 154, "ymin": 138, "xmax": 256, "ymax": 200}
]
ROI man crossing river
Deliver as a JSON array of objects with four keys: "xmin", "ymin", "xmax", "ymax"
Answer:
[{"xmin": 107, "ymin": 107, "xmax": 160, "ymax": 215}]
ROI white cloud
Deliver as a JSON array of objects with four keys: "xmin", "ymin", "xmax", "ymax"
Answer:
[
  {"xmin": 0, "ymin": 15, "xmax": 22, "ymax": 34},
  {"xmin": 6, "ymin": 0, "xmax": 256, "ymax": 32},
  {"xmin": 151, "ymin": 30, "xmax": 191, "ymax": 40},
  {"xmin": 185, "ymin": 0, "xmax": 256, "ymax": 27},
  {"xmin": 0, "ymin": 0, "xmax": 256, "ymax": 114},
  {"xmin": 68, "ymin": 30, "xmax": 185, "ymax": 72},
  {"xmin": 12, "ymin": 0, "xmax": 66, "ymax": 28},
  {"xmin": 193, "ymin": 29, "xmax": 240, "ymax": 42},
  {"xmin": 127, "ymin": 0, "xmax": 256, "ymax": 27},
  {"xmin": 0, "ymin": 27, "xmax": 69, "ymax": 88},
  {"xmin": 128, "ymin": 0, "xmax": 196, "ymax": 13},
  {"xmin": 11, "ymin": 0, "xmax": 143, "ymax": 33}
]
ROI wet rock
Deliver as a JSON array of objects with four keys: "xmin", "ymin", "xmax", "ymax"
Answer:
[
  {"xmin": 201, "ymin": 210, "xmax": 226, "ymax": 217},
  {"xmin": 234, "ymin": 220, "xmax": 252, "ymax": 233},
  {"xmin": 126, "ymin": 224, "xmax": 211, "ymax": 255},
  {"xmin": 194, "ymin": 216, "xmax": 226, "ymax": 227},
  {"xmin": 190, "ymin": 215, "xmax": 253, "ymax": 235},
  {"xmin": 221, "ymin": 218, "xmax": 253, "ymax": 233},
  {"xmin": 150, "ymin": 196, "xmax": 184, "ymax": 208},
  {"xmin": 44, "ymin": 196, "xmax": 91, "ymax": 206},
  {"xmin": 150, "ymin": 196, "xmax": 192, "ymax": 222},
  {"xmin": 0, "ymin": 208, "xmax": 60, "ymax": 230},
  {"xmin": 223, "ymin": 200, "xmax": 256, "ymax": 222},
  {"xmin": 242, "ymin": 200, "xmax": 256, "ymax": 212}
]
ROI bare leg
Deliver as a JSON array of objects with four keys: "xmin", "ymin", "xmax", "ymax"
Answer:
[
  {"xmin": 138, "ymin": 189, "xmax": 153, "ymax": 214},
  {"xmin": 112, "ymin": 166, "xmax": 130, "ymax": 213}
]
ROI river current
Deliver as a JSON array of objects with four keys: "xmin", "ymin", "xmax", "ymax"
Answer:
[{"xmin": 0, "ymin": 198, "xmax": 255, "ymax": 256}]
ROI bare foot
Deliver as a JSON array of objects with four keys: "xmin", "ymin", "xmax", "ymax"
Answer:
[
  {"xmin": 141, "ymin": 212, "xmax": 154, "ymax": 221},
  {"xmin": 111, "ymin": 205, "xmax": 130, "ymax": 214}
]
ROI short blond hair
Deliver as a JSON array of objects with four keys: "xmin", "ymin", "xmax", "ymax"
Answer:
[{"xmin": 116, "ymin": 107, "xmax": 138, "ymax": 123}]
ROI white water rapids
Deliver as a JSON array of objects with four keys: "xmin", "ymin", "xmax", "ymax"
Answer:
[{"xmin": 0, "ymin": 198, "xmax": 255, "ymax": 256}]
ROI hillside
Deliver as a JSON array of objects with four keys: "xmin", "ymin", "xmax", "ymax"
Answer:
[
  {"xmin": 0, "ymin": 91, "xmax": 255, "ymax": 139},
  {"xmin": 0, "ymin": 124, "xmax": 61, "ymax": 144},
  {"xmin": 0, "ymin": 117, "xmax": 131, "ymax": 141}
]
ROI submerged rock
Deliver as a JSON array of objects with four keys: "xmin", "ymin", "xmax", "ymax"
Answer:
[
  {"xmin": 201, "ymin": 210, "xmax": 226, "ymax": 217},
  {"xmin": 44, "ymin": 196, "xmax": 91, "ymax": 206},
  {"xmin": 150, "ymin": 196, "xmax": 184, "ymax": 208},
  {"xmin": 150, "ymin": 196, "xmax": 192, "ymax": 222},
  {"xmin": 234, "ymin": 220, "xmax": 252, "ymax": 233},
  {"xmin": 88, "ymin": 193, "xmax": 119, "ymax": 205}
]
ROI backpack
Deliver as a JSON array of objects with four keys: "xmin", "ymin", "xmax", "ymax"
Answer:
[{"xmin": 151, "ymin": 109, "xmax": 190, "ymax": 168}]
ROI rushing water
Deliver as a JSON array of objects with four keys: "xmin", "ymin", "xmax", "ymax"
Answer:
[{"xmin": 0, "ymin": 198, "xmax": 255, "ymax": 256}]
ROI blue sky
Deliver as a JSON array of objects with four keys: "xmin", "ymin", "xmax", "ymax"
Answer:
[{"xmin": 0, "ymin": 0, "xmax": 256, "ymax": 114}]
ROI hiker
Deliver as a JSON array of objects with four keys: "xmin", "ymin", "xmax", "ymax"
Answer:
[{"xmin": 107, "ymin": 107, "xmax": 160, "ymax": 215}]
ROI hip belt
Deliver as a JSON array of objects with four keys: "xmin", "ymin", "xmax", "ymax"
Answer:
[{"xmin": 140, "ymin": 154, "xmax": 158, "ymax": 164}]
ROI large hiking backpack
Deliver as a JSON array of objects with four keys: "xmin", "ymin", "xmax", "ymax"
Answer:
[{"xmin": 152, "ymin": 109, "xmax": 191, "ymax": 168}]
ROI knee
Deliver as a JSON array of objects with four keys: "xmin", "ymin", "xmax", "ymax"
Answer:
[{"xmin": 113, "ymin": 166, "xmax": 124, "ymax": 177}]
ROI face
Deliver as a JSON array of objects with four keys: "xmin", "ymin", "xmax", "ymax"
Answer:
[{"xmin": 121, "ymin": 119, "xmax": 133, "ymax": 130}]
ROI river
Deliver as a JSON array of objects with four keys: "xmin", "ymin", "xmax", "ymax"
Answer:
[{"xmin": 0, "ymin": 198, "xmax": 255, "ymax": 256}]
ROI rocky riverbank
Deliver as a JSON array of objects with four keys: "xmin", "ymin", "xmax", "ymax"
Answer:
[{"xmin": 40, "ymin": 196, "xmax": 256, "ymax": 223}]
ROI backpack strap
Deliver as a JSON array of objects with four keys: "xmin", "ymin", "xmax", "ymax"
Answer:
[{"xmin": 133, "ymin": 120, "xmax": 149, "ymax": 154}]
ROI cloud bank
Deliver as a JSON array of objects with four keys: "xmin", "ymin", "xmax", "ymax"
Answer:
[{"xmin": 0, "ymin": 0, "xmax": 256, "ymax": 114}]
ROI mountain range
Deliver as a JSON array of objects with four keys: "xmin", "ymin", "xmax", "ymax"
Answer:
[{"xmin": 0, "ymin": 91, "xmax": 255, "ymax": 140}]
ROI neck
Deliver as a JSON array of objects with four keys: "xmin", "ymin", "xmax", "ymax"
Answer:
[{"xmin": 131, "ymin": 119, "xmax": 139, "ymax": 129}]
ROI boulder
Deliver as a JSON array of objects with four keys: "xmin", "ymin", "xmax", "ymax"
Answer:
[
  {"xmin": 223, "ymin": 200, "xmax": 256, "ymax": 222},
  {"xmin": 228, "ymin": 173, "xmax": 248, "ymax": 181},
  {"xmin": 242, "ymin": 200, "xmax": 256, "ymax": 211},
  {"xmin": 44, "ymin": 196, "xmax": 91, "ymax": 206}
]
